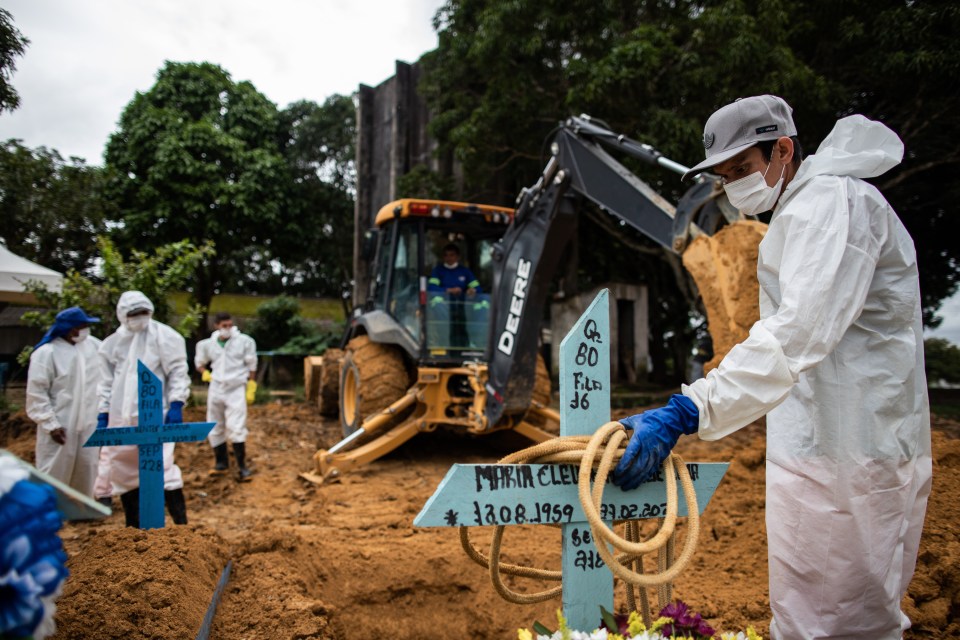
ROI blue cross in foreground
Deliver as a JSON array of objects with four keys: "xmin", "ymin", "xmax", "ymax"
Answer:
[
  {"xmin": 84, "ymin": 361, "xmax": 214, "ymax": 529},
  {"xmin": 415, "ymin": 289, "xmax": 728, "ymax": 631}
]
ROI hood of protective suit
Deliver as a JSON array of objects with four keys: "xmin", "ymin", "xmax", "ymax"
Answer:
[
  {"xmin": 115, "ymin": 291, "xmax": 155, "ymax": 325},
  {"xmin": 790, "ymin": 115, "xmax": 903, "ymax": 188}
]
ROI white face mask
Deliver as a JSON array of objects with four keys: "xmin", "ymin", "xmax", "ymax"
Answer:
[
  {"xmin": 218, "ymin": 327, "xmax": 234, "ymax": 340},
  {"xmin": 73, "ymin": 327, "xmax": 91, "ymax": 344},
  {"xmin": 443, "ymin": 261, "xmax": 459, "ymax": 269},
  {"xmin": 722, "ymin": 159, "xmax": 785, "ymax": 216},
  {"xmin": 124, "ymin": 315, "xmax": 150, "ymax": 332}
]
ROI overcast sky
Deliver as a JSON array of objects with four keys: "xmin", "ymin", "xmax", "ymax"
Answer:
[{"xmin": 0, "ymin": 0, "xmax": 444, "ymax": 165}]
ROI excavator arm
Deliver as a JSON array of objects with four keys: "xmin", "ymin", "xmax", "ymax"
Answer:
[{"xmin": 484, "ymin": 115, "xmax": 741, "ymax": 426}]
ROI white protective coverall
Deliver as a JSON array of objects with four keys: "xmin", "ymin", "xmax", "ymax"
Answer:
[
  {"xmin": 26, "ymin": 335, "xmax": 102, "ymax": 495},
  {"xmin": 683, "ymin": 115, "xmax": 932, "ymax": 638},
  {"xmin": 97, "ymin": 292, "xmax": 191, "ymax": 494},
  {"xmin": 195, "ymin": 327, "xmax": 257, "ymax": 446}
]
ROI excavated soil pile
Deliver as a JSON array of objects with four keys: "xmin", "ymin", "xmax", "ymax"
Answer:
[
  {"xmin": 0, "ymin": 399, "xmax": 956, "ymax": 638},
  {"xmin": 682, "ymin": 220, "xmax": 767, "ymax": 372},
  {"xmin": 53, "ymin": 526, "xmax": 228, "ymax": 639}
]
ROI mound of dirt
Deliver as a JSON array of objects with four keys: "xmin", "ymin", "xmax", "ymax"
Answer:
[
  {"xmin": 682, "ymin": 221, "xmax": 767, "ymax": 372},
  {"xmin": 53, "ymin": 526, "xmax": 229, "ymax": 639},
  {"xmin": 0, "ymin": 397, "xmax": 955, "ymax": 638}
]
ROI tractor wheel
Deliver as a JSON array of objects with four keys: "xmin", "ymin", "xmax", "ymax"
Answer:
[
  {"xmin": 339, "ymin": 335, "xmax": 410, "ymax": 437},
  {"xmin": 531, "ymin": 353, "xmax": 552, "ymax": 407},
  {"xmin": 317, "ymin": 348, "xmax": 343, "ymax": 417},
  {"xmin": 524, "ymin": 353, "xmax": 556, "ymax": 431}
]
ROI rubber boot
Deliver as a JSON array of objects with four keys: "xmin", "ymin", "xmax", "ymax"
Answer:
[
  {"xmin": 232, "ymin": 442, "xmax": 252, "ymax": 481},
  {"xmin": 210, "ymin": 443, "xmax": 229, "ymax": 476},
  {"xmin": 164, "ymin": 488, "xmax": 188, "ymax": 525},
  {"xmin": 119, "ymin": 488, "xmax": 140, "ymax": 528},
  {"xmin": 97, "ymin": 496, "xmax": 113, "ymax": 508}
]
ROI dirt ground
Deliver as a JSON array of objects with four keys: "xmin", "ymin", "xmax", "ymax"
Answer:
[{"xmin": 1, "ymin": 394, "xmax": 957, "ymax": 639}]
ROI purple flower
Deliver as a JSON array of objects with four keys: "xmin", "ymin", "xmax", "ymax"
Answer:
[{"xmin": 658, "ymin": 600, "xmax": 716, "ymax": 639}]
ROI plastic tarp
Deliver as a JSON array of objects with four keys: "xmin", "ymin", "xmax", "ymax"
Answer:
[{"xmin": 0, "ymin": 244, "xmax": 63, "ymax": 303}]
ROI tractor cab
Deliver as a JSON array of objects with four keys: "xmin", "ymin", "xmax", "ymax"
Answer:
[{"xmin": 367, "ymin": 199, "xmax": 513, "ymax": 363}]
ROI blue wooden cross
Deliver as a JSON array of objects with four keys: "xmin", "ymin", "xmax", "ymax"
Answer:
[
  {"xmin": 84, "ymin": 361, "xmax": 214, "ymax": 529},
  {"xmin": 415, "ymin": 289, "xmax": 728, "ymax": 631}
]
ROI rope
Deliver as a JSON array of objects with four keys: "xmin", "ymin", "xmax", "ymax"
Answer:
[{"xmin": 458, "ymin": 420, "xmax": 701, "ymax": 623}]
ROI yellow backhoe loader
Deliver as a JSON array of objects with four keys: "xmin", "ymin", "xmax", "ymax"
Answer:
[{"xmin": 302, "ymin": 115, "xmax": 764, "ymax": 484}]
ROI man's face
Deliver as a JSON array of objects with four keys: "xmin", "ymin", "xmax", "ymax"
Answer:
[
  {"xmin": 443, "ymin": 250, "xmax": 459, "ymax": 266},
  {"xmin": 217, "ymin": 319, "xmax": 234, "ymax": 331},
  {"xmin": 66, "ymin": 324, "xmax": 89, "ymax": 343},
  {"xmin": 710, "ymin": 137, "xmax": 792, "ymax": 187},
  {"xmin": 710, "ymin": 147, "xmax": 770, "ymax": 185}
]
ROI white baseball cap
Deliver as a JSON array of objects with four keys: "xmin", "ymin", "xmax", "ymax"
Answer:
[{"xmin": 683, "ymin": 95, "xmax": 797, "ymax": 181}]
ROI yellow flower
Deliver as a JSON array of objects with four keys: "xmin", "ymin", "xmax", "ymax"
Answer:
[
  {"xmin": 650, "ymin": 616, "xmax": 672, "ymax": 632},
  {"xmin": 517, "ymin": 629, "xmax": 533, "ymax": 640},
  {"xmin": 627, "ymin": 610, "xmax": 646, "ymax": 635},
  {"xmin": 746, "ymin": 627, "xmax": 763, "ymax": 640},
  {"xmin": 556, "ymin": 609, "xmax": 572, "ymax": 640}
]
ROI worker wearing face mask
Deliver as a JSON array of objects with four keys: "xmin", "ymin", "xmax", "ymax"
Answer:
[
  {"xmin": 612, "ymin": 95, "xmax": 931, "ymax": 638},
  {"xmin": 194, "ymin": 311, "xmax": 258, "ymax": 480},
  {"xmin": 25, "ymin": 307, "xmax": 102, "ymax": 497},
  {"xmin": 96, "ymin": 291, "xmax": 191, "ymax": 527}
]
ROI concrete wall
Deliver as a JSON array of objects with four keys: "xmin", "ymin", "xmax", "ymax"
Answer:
[
  {"xmin": 354, "ymin": 60, "xmax": 454, "ymax": 306},
  {"xmin": 549, "ymin": 284, "xmax": 649, "ymax": 383}
]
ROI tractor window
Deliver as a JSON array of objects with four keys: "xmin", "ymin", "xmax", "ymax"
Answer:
[
  {"xmin": 424, "ymin": 229, "xmax": 493, "ymax": 354},
  {"xmin": 386, "ymin": 222, "xmax": 420, "ymax": 341}
]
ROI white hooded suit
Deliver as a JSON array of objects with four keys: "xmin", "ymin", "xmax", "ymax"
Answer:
[
  {"xmin": 195, "ymin": 326, "xmax": 257, "ymax": 446},
  {"xmin": 26, "ymin": 335, "xmax": 102, "ymax": 495},
  {"xmin": 97, "ymin": 292, "xmax": 191, "ymax": 494},
  {"xmin": 683, "ymin": 115, "xmax": 931, "ymax": 638}
]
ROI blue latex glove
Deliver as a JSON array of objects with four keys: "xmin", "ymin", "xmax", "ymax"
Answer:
[
  {"xmin": 96, "ymin": 412, "xmax": 109, "ymax": 429},
  {"xmin": 612, "ymin": 394, "xmax": 699, "ymax": 490},
  {"xmin": 165, "ymin": 401, "xmax": 184, "ymax": 424}
]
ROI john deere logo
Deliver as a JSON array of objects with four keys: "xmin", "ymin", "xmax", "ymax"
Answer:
[{"xmin": 703, "ymin": 132, "xmax": 715, "ymax": 149}]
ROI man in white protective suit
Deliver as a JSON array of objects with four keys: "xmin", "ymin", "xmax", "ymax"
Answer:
[
  {"xmin": 611, "ymin": 95, "xmax": 931, "ymax": 638},
  {"xmin": 194, "ymin": 311, "xmax": 258, "ymax": 480},
  {"xmin": 96, "ymin": 291, "xmax": 192, "ymax": 527},
  {"xmin": 26, "ymin": 306, "xmax": 102, "ymax": 497}
]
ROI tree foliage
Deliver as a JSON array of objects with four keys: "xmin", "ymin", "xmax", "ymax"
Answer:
[
  {"xmin": 274, "ymin": 95, "xmax": 357, "ymax": 297},
  {"xmin": 924, "ymin": 338, "xmax": 960, "ymax": 386},
  {"xmin": 420, "ymin": 0, "xmax": 960, "ymax": 381},
  {"xmin": 104, "ymin": 61, "xmax": 287, "ymax": 309},
  {"xmin": 0, "ymin": 140, "xmax": 110, "ymax": 274},
  {"xmin": 0, "ymin": 8, "xmax": 28, "ymax": 113},
  {"xmin": 17, "ymin": 236, "xmax": 215, "ymax": 364},
  {"xmin": 104, "ymin": 62, "xmax": 357, "ymax": 304}
]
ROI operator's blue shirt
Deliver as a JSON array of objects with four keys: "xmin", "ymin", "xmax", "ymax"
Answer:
[{"xmin": 428, "ymin": 264, "xmax": 481, "ymax": 300}]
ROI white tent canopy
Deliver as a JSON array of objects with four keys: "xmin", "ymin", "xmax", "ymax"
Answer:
[{"xmin": 0, "ymin": 244, "xmax": 63, "ymax": 303}]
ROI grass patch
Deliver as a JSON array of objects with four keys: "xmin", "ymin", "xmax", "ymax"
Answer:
[{"xmin": 169, "ymin": 292, "xmax": 344, "ymax": 322}]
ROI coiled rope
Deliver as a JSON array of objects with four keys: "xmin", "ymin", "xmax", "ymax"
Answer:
[{"xmin": 459, "ymin": 421, "xmax": 701, "ymax": 625}]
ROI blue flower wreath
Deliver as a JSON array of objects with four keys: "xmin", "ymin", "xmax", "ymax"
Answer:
[{"xmin": 0, "ymin": 476, "xmax": 68, "ymax": 640}]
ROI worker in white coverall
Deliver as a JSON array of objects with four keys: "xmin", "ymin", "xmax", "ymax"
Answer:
[
  {"xmin": 194, "ymin": 311, "xmax": 258, "ymax": 480},
  {"xmin": 25, "ymin": 306, "xmax": 102, "ymax": 497},
  {"xmin": 95, "ymin": 291, "xmax": 191, "ymax": 527},
  {"xmin": 612, "ymin": 95, "xmax": 931, "ymax": 639}
]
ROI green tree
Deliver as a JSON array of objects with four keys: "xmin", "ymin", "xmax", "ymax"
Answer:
[
  {"xmin": 0, "ymin": 140, "xmax": 111, "ymax": 274},
  {"xmin": 17, "ymin": 236, "xmax": 214, "ymax": 364},
  {"xmin": 924, "ymin": 338, "xmax": 960, "ymax": 386},
  {"xmin": 272, "ymin": 95, "xmax": 357, "ymax": 297},
  {"xmin": 104, "ymin": 61, "xmax": 286, "ymax": 311},
  {"xmin": 246, "ymin": 295, "xmax": 309, "ymax": 351},
  {"xmin": 420, "ymin": 0, "xmax": 959, "ymax": 382},
  {"xmin": 0, "ymin": 8, "xmax": 28, "ymax": 113}
]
